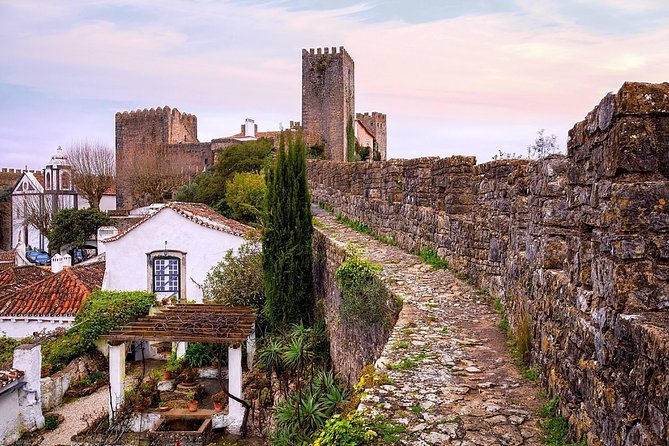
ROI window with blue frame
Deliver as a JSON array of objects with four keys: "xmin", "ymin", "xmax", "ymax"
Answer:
[{"xmin": 153, "ymin": 257, "xmax": 180, "ymax": 302}]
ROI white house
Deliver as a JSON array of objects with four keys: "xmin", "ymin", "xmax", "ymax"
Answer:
[
  {"xmin": 11, "ymin": 147, "xmax": 116, "ymax": 252},
  {"xmin": 0, "ymin": 344, "xmax": 44, "ymax": 445},
  {"xmin": 101, "ymin": 202, "xmax": 252, "ymax": 303}
]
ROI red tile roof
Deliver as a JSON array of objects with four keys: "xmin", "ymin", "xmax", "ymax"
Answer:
[
  {"xmin": 104, "ymin": 202, "xmax": 252, "ymax": 242},
  {"xmin": 0, "ymin": 251, "xmax": 15, "ymax": 264},
  {"xmin": 0, "ymin": 265, "xmax": 52, "ymax": 288},
  {"xmin": 0, "ymin": 369, "xmax": 24, "ymax": 391},
  {"xmin": 0, "ymin": 261, "xmax": 105, "ymax": 317}
]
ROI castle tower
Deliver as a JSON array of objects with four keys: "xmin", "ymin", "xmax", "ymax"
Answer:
[
  {"xmin": 356, "ymin": 112, "xmax": 387, "ymax": 161},
  {"xmin": 115, "ymin": 106, "xmax": 199, "ymax": 209},
  {"xmin": 302, "ymin": 46, "xmax": 355, "ymax": 161}
]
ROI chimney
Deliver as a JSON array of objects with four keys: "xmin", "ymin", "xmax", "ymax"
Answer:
[
  {"xmin": 51, "ymin": 254, "xmax": 63, "ymax": 273},
  {"xmin": 62, "ymin": 253, "xmax": 72, "ymax": 268},
  {"xmin": 13, "ymin": 344, "xmax": 45, "ymax": 430},
  {"xmin": 97, "ymin": 226, "xmax": 119, "ymax": 255},
  {"xmin": 244, "ymin": 118, "xmax": 255, "ymax": 138}
]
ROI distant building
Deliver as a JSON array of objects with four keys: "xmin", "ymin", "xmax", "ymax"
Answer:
[{"xmin": 9, "ymin": 147, "xmax": 116, "ymax": 252}]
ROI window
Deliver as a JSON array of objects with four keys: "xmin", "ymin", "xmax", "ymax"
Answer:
[
  {"xmin": 61, "ymin": 171, "xmax": 71, "ymax": 190},
  {"xmin": 153, "ymin": 257, "xmax": 180, "ymax": 301},
  {"xmin": 46, "ymin": 172, "xmax": 51, "ymax": 189}
]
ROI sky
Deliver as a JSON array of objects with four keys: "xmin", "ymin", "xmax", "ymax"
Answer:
[{"xmin": 0, "ymin": 0, "xmax": 668, "ymax": 169}]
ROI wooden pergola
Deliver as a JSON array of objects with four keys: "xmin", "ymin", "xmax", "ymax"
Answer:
[
  {"xmin": 102, "ymin": 304, "xmax": 256, "ymax": 345},
  {"xmin": 101, "ymin": 304, "xmax": 256, "ymax": 434}
]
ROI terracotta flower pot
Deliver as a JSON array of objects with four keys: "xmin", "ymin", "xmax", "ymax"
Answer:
[
  {"xmin": 187, "ymin": 400, "xmax": 199, "ymax": 412},
  {"xmin": 162, "ymin": 370, "xmax": 172, "ymax": 381},
  {"xmin": 213, "ymin": 401, "xmax": 224, "ymax": 412}
]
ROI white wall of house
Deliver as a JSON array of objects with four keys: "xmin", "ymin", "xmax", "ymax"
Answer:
[
  {"xmin": 102, "ymin": 208, "xmax": 246, "ymax": 303},
  {"xmin": 0, "ymin": 317, "xmax": 74, "ymax": 340},
  {"xmin": 0, "ymin": 388, "xmax": 21, "ymax": 446}
]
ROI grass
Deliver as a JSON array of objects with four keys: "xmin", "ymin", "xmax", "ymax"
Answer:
[
  {"xmin": 537, "ymin": 397, "xmax": 586, "ymax": 446},
  {"xmin": 335, "ymin": 214, "xmax": 399, "ymax": 246},
  {"xmin": 393, "ymin": 341, "xmax": 410, "ymax": 349},
  {"xmin": 418, "ymin": 247, "xmax": 449, "ymax": 269},
  {"xmin": 44, "ymin": 415, "xmax": 59, "ymax": 431},
  {"xmin": 441, "ymin": 326, "xmax": 450, "ymax": 334},
  {"xmin": 410, "ymin": 405, "xmax": 422, "ymax": 413},
  {"xmin": 371, "ymin": 418, "xmax": 406, "ymax": 443}
]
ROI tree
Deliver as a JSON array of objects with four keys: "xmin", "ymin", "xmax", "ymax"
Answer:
[
  {"xmin": 19, "ymin": 194, "xmax": 67, "ymax": 241},
  {"xmin": 66, "ymin": 141, "xmax": 115, "ymax": 209},
  {"xmin": 346, "ymin": 116, "xmax": 356, "ymax": 162},
  {"xmin": 121, "ymin": 145, "xmax": 188, "ymax": 207},
  {"xmin": 48, "ymin": 208, "xmax": 112, "ymax": 252},
  {"xmin": 262, "ymin": 134, "xmax": 314, "ymax": 329},
  {"xmin": 225, "ymin": 172, "xmax": 265, "ymax": 225},
  {"xmin": 527, "ymin": 129, "xmax": 561, "ymax": 159},
  {"xmin": 200, "ymin": 241, "xmax": 266, "ymax": 331}
]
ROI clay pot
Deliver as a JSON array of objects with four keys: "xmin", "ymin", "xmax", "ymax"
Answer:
[
  {"xmin": 213, "ymin": 401, "xmax": 224, "ymax": 412},
  {"xmin": 162, "ymin": 370, "xmax": 172, "ymax": 381},
  {"xmin": 187, "ymin": 400, "xmax": 199, "ymax": 412}
]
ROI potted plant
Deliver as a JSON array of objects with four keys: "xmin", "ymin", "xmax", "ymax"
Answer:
[
  {"xmin": 212, "ymin": 391, "xmax": 226, "ymax": 412},
  {"xmin": 164, "ymin": 354, "xmax": 181, "ymax": 380},
  {"xmin": 181, "ymin": 367, "xmax": 198, "ymax": 387},
  {"xmin": 186, "ymin": 390, "xmax": 198, "ymax": 412}
]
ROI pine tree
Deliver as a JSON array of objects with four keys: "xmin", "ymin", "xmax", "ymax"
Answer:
[{"xmin": 263, "ymin": 133, "xmax": 314, "ymax": 330}]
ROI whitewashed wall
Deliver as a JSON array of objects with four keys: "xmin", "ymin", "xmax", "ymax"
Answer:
[
  {"xmin": 0, "ymin": 317, "xmax": 73, "ymax": 340},
  {"xmin": 102, "ymin": 208, "xmax": 246, "ymax": 303},
  {"xmin": 0, "ymin": 389, "xmax": 21, "ymax": 446}
]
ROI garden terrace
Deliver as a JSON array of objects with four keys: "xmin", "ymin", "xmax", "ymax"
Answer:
[
  {"xmin": 101, "ymin": 304, "xmax": 256, "ymax": 345},
  {"xmin": 101, "ymin": 304, "xmax": 256, "ymax": 435}
]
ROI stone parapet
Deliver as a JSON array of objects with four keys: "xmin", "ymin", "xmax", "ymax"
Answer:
[{"xmin": 307, "ymin": 82, "xmax": 669, "ymax": 445}]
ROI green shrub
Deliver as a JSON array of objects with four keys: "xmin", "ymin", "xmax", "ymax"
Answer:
[
  {"xmin": 43, "ymin": 291, "xmax": 155, "ymax": 372},
  {"xmin": 336, "ymin": 255, "xmax": 400, "ymax": 325},
  {"xmin": 44, "ymin": 414, "xmax": 59, "ymax": 430},
  {"xmin": 183, "ymin": 343, "xmax": 213, "ymax": 368},
  {"xmin": 0, "ymin": 336, "xmax": 20, "ymax": 368},
  {"xmin": 312, "ymin": 413, "xmax": 376, "ymax": 446}
]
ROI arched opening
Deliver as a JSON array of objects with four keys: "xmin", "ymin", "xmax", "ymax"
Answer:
[
  {"xmin": 45, "ymin": 172, "xmax": 51, "ymax": 189},
  {"xmin": 61, "ymin": 171, "xmax": 71, "ymax": 190}
]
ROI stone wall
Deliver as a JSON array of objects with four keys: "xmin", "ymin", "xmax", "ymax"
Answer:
[
  {"xmin": 312, "ymin": 228, "xmax": 397, "ymax": 387},
  {"xmin": 41, "ymin": 355, "xmax": 100, "ymax": 412},
  {"xmin": 302, "ymin": 47, "xmax": 355, "ymax": 161},
  {"xmin": 115, "ymin": 106, "xmax": 212, "ymax": 209},
  {"xmin": 307, "ymin": 82, "xmax": 669, "ymax": 446}
]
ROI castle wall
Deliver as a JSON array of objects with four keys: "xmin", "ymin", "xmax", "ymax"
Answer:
[
  {"xmin": 302, "ymin": 47, "xmax": 355, "ymax": 161},
  {"xmin": 115, "ymin": 107, "xmax": 211, "ymax": 209},
  {"xmin": 308, "ymin": 82, "xmax": 669, "ymax": 446}
]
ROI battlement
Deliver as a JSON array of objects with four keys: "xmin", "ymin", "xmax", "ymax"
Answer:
[
  {"xmin": 357, "ymin": 112, "xmax": 386, "ymax": 120},
  {"xmin": 1, "ymin": 168, "xmax": 39, "ymax": 174},
  {"xmin": 303, "ymin": 46, "xmax": 348, "ymax": 57},
  {"xmin": 115, "ymin": 106, "xmax": 196, "ymax": 121}
]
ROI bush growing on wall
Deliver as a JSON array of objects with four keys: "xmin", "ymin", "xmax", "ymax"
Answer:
[
  {"xmin": 43, "ymin": 290, "xmax": 155, "ymax": 372},
  {"xmin": 335, "ymin": 255, "xmax": 401, "ymax": 325}
]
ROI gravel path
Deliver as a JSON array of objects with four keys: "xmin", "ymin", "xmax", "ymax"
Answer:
[
  {"xmin": 40, "ymin": 361, "xmax": 154, "ymax": 445},
  {"xmin": 40, "ymin": 385, "xmax": 110, "ymax": 446},
  {"xmin": 314, "ymin": 207, "xmax": 543, "ymax": 445}
]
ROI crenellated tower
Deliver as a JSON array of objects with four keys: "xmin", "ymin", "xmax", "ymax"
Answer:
[
  {"xmin": 115, "ymin": 106, "xmax": 210, "ymax": 209},
  {"xmin": 356, "ymin": 112, "xmax": 387, "ymax": 161},
  {"xmin": 302, "ymin": 46, "xmax": 355, "ymax": 161}
]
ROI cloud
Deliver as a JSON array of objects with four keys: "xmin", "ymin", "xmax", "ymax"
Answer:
[{"xmin": 0, "ymin": 0, "xmax": 667, "ymax": 166}]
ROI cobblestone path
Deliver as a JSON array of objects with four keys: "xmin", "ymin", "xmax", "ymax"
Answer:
[{"xmin": 314, "ymin": 207, "xmax": 543, "ymax": 445}]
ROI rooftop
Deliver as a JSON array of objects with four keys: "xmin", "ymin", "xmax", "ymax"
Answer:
[{"xmin": 104, "ymin": 201, "xmax": 252, "ymax": 242}]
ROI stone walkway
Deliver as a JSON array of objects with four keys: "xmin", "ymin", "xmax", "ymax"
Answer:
[{"xmin": 314, "ymin": 207, "xmax": 543, "ymax": 446}]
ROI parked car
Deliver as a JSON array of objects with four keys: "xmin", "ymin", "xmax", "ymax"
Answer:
[
  {"xmin": 26, "ymin": 250, "xmax": 41, "ymax": 263},
  {"xmin": 34, "ymin": 252, "xmax": 51, "ymax": 266}
]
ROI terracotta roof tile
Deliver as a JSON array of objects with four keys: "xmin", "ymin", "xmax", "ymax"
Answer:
[
  {"xmin": 0, "ymin": 251, "xmax": 15, "ymax": 264},
  {"xmin": 0, "ymin": 261, "xmax": 105, "ymax": 317},
  {"xmin": 104, "ymin": 202, "xmax": 252, "ymax": 242},
  {"xmin": 0, "ymin": 265, "xmax": 52, "ymax": 288},
  {"xmin": 0, "ymin": 369, "xmax": 24, "ymax": 390}
]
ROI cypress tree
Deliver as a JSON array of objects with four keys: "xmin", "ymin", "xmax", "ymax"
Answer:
[{"xmin": 263, "ymin": 133, "xmax": 314, "ymax": 330}]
